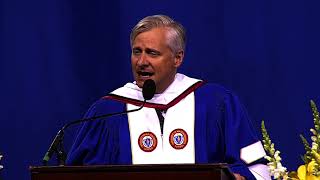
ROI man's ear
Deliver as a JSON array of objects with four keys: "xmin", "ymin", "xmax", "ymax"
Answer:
[{"xmin": 174, "ymin": 50, "xmax": 184, "ymax": 68}]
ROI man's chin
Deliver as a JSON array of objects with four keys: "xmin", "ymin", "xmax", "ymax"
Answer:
[
  {"xmin": 136, "ymin": 78, "xmax": 154, "ymax": 88},
  {"xmin": 135, "ymin": 80, "xmax": 144, "ymax": 88}
]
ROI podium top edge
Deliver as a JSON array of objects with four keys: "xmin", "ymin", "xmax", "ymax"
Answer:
[{"xmin": 30, "ymin": 163, "xmax": 229, "ymax": 172}]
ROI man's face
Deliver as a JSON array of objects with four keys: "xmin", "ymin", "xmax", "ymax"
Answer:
[{"xmin": 131, "ymin": 27, "xmax": 183, "ymax": 93}]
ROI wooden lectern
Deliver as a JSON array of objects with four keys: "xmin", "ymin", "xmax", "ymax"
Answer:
[{"xmin": 30, "ymin": 164, "xmax": 235, "ymax": 180}]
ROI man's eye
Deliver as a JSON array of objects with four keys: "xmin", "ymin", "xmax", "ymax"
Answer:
[
  {"xmin": 132, "ymin": 49, "xmax": 141, "ymax": 55},
  {"xmin": 149, "ymin": 51, "xmax": 160, "ymax": 56}
]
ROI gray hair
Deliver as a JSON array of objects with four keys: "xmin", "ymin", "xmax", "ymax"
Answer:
[{"xmin": 130, "ymin": 15, "xmax": 186, "ymax": 53}]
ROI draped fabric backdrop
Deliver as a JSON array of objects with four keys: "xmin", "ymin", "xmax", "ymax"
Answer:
[{"xmin": 1, "ymin": 0, "xmax": 320, "ymax": 179}]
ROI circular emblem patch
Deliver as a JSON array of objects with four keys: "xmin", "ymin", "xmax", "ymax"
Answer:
[
  {"xmin": 169, "ymin": 129, "xmax": 188, "ymax": 149},
  {"xmin": 138, "ymin": 132, "xmax": 157, "ymax": 152}
]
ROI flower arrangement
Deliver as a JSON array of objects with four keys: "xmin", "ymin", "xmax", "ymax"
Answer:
[{"xmin": 262, "ymin": 100, "xmax": 320, "ymax": 180}]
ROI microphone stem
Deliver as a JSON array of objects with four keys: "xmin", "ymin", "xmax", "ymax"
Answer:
[
  {"xmin": 42, "ymin": 100, "xmax": 146, "ymax": 165},
  {"xmin": 62, "ymin": 100, "xmax": 146, "ymax": 130}
]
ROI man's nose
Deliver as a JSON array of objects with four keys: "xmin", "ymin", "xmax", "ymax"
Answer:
[{"xmin": 137, "ymin": 53, "xmax": 149, "ymax": 66}]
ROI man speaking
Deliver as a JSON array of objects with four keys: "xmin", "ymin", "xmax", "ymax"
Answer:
[{"xmin": 66, "ymin": 15, "xmax": 269, "ymax": 180}]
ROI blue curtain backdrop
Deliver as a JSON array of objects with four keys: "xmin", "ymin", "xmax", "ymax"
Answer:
[{"xmin": 1, "ymin": 0, "xmax": 320, "ymax": 179}]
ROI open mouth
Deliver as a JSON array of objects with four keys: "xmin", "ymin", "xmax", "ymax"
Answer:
[{"xmin": 137, "ymin": 71, "xmax": 154, "ymax": 77}]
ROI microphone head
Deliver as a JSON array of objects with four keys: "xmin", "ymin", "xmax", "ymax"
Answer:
[{"xmin": 142, "ymin": 79, "xmax": 156, "ymax": 100}]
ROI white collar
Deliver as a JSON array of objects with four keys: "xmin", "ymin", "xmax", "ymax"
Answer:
[{"xmin": 109, "ymin": 73, "xmax": 202, "ymax": 105}]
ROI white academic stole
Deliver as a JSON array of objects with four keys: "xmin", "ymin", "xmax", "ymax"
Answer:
[{"xmin": 127, "ymin": 92, "xmax": 196, "ymax": 164}]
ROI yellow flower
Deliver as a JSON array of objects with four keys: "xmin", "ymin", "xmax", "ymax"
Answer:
[
  {"xmin": 307, "ymin": 160, "xmax": 317, "ymax": 174},
  {"xmin": 307, "ymin": 161, "xmax": 320, "ymax": 180},
  {"xmin": 298, "ymin": 164, "xmax": 307, "ymax": 180},
  {"xmin": 306, "ymin": 174, "xmax": 320, "ymax": 180},
  {"xmin": 297, "ymin": 161, "xmax": 320, "ymax": 180}
]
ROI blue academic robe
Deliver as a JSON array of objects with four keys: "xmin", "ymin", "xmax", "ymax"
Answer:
[{"xmin": 67, "ymin": 83, "xmax": 262, "ymax": 179}]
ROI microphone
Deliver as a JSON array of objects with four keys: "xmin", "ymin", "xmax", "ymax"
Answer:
[
  {"xmin": 143, "ymin": 79, "xmax": 156, "ymax": 100},
  {"xmin": 42, "ymin": 79, "xmax": 156, "ymax": 165}
]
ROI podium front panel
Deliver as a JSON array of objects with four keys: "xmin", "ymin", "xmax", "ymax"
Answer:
[{"xmin": 30, "ymin": 164, "xmax": 235, "ymax": 180}]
